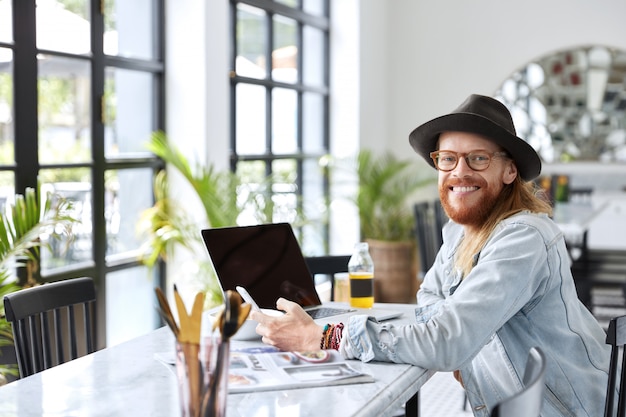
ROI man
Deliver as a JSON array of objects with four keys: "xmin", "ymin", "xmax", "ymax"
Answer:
[{"xmin": 252, "ymin": 94, "xmax": 610, "ymax": 416}]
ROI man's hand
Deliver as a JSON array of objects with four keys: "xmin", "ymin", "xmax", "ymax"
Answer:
[{"xmin": 250, "ymin": 298, "xmax": 324, "ymax": 352}]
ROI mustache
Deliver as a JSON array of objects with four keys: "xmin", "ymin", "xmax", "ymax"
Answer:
[{"xmin": 443, "ymin": 178, "xmax": 487, "ymax": 188}]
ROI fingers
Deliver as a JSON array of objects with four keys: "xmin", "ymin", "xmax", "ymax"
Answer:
[
  {"xmin": 248, "ymin": 309, "xmax": 262, "ymax": 322},
  {"xmin": 276, "ymin": 298, "xmax": 310, "ymax": 320},
  {"xmin": 275, "ymin": 297, "xmax": 297, "ymax": 312},
  {"xmin": 261, "ymin": 335, "xmax": 275, "ymax": 346}
]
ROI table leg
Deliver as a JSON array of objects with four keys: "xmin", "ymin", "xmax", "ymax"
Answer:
[{"xmin": 405, "ymin": 391, "xmax": 419, "ymax": 417}]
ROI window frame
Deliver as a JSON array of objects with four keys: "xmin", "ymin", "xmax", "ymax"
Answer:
[
  {"xmin": 4, "ymin": 0, "xmax": 166, "ymax": 347},
  {"xmin": 229, "ymin": 0, "xmax": 332, "ymax": 252}
]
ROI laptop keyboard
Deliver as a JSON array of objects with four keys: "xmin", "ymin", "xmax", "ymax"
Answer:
[{"xmin": 306, "ymin": 306, "xmax": 353, "ymax": 319}]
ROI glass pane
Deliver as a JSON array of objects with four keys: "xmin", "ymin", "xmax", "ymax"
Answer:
[
  {"xmin": 302, "ymin": 92, "xmax": 324, "ymax": 153},
  {"xmin": 301, "ymin": 157, "xmax": 325, "ymax": 254},
  {"xmin": 0, "ymin": 1, "xmax": 12, "ymax": 43},
  {"xmin": 105, "ymin": 168, "xmax": 153, "ymax": 256},
  {"xmin": 36, "ymin": 0, "xmax": 90, "ymax": 55},
  {"xmin": 271, "ymin": 159, "xmax": 298, "ymax": 224},
  {"xmin": 104, "ymin": 68, "xmax": 154, "ymax": 157},
  {"xmin": 275, "ymin": 0, "xmax": 299, "ymax": 8},
  {"xmin": 103, "ymin": 0, "xmax": 154, "ymax": 59},
  {"xmin": 236, "ymin": 160, "xmax": 268, "ymax": 225},
  {"xmin": 272, "ymin": 15, "xmax": 298, "ymax": 83},
  {"xmin": 236, "ymin": 83, "xmax": 266, "ymax": 155},
  {"xmin": 40, "ymin": 168, "xmax": 94, "ymax": 272},
  {"xmin": 236, "ymin": 4, "xmax": 267, "ymax": 79},
  {"xmin": 0, "ymin": 171, "xmax": 14, "ymax": 214},
  {"xmin": 106, "ymin": 266, "xmax": 159, "ymax": 346},
  {"xmin": 272, "ymin": 88, "xmax": 298, "ymax": 154},
  {"xmin": 0, "ymin": 49, "xmax": 14, "ymax": 164},
  {"xmin": 303, "ymin": 0, "xmax": 325, "ymax": 16},
  {"xmin": 303, "ymin": 158, "xmax": 323, "ymax": 216},
  {"xmin": 303, "ymin": 26, "xmax": 324, "ymax": 87},
  {"xmin": 38, "ymin": 56, "xmax": 91, "ymax": 164}
]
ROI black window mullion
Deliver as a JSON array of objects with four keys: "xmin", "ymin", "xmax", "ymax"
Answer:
[
  {"xmin": 265, "ymin": 84, "xmax": 272, "ymax": 176},
  {"xmin": 265, "ymin": 10, "xmax": 273, "ymax": 164},
  {"xmin": 90, "ymin": 0, "xmax": 108, "ymax": 347},
  {"xmin": 229, "ymin": 0, "xmax": 238, "ymax": 172},
  {"xmin": 12, "ymin": 0, "xmax": 39, "ymax": 194}
]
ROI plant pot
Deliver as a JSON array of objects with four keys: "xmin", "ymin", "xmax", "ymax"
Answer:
[
  {"xmin": 366, "ymin": 239, "xmax": 419, "ymax": 304},
  {"xmin": 0, "ymin": 344, "xmax": 18, "ymax": 384}
]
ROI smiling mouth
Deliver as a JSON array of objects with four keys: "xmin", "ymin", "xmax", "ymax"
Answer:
[{"xmin": 451, "ymin": 186, "xmax": 479, "ymax": 192}]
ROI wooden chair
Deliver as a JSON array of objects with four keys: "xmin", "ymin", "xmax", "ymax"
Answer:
[
  {"xmin": 3, "ymin": 277, "xmax": 96, "ymax": 378},
  {"xmin": 304, "ymin": 255, "xmax": 351, "ymax": 301},
  {"xmin": 491, "ymin": 346, "xmax": 546, "ymax": 417},
  {"xmin": 604, "ymin": 315, "xmax": 626, "ymax": 417}
]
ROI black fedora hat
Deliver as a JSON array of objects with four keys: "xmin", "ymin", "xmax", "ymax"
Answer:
[{"xmin": 408, "ymin": 94, "xmax": 541, "ymax": 181}]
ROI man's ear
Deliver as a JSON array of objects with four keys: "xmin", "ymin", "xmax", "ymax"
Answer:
[{"xmin": 503, "ymin": 161, "xmax": 518, "ymax": 185}]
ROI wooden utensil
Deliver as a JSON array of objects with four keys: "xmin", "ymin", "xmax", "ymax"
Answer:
[
  {"xmin": 154, "ymin": 287, "xmax": 179, "ymax": 338},
  {"xmin": 172, "ymin": 286, "xmax": 206, "ymax": 417},
  {"xmin": 202, "ymin": 290, "xmax": 243, "ymax": 417}
]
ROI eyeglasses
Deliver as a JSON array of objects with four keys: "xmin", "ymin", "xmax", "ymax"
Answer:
[{"xmin": 429, "ymin": 150, "xmax": 509, "ymax": 172}]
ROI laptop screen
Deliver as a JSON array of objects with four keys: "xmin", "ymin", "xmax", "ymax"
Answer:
[{"xmin": 201, "ymin": 223, "xmax": 322, "ymax": 310}]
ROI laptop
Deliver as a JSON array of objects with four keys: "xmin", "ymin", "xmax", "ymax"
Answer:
[{"xmin": 201, "ymin": 223, "xmax": 402, "ymax": 321}]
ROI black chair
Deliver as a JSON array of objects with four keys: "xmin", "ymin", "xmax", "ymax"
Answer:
[
  {"xmin": 491, "ymin": 346, "xmax": 546, "ymax": 417},
  {"xmin": 305, "ymin": 255, "xmax": 351, "ymax": 301},
  {"xmin": 604, "ymin": 315, "xmax": 626, "ymax": 417},
  {"xmin": 3, "ymin": 277, "xmax": 96, "ymax": 378},
  {"xmin": 570, "ymin": 248, "xmax": 626, "ymax": 313},
  {"xmin": 413, "ymin": 200, "xmax": 448, "ymax": 281}
]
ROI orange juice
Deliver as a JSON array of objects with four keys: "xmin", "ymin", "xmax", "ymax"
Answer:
[
  {"xmin": 349, "ymin": 272, "xmax": 374, "ymax": 308},
  {"xmin": 334, "ymin": 273, "xmax": 350, "ymax": 303}
]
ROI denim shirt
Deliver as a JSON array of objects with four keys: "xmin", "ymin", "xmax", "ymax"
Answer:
[{"xmin": 340, "ymin": 212, "xmax": 610, "ymax": 416}]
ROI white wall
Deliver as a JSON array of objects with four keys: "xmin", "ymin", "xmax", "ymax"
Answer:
[
  {"xmin": 362, "ymin": 0, "xmax": 626, "ymax": 169},
  {"xmin": 166, "ymin": 0, "xmax": 230, "ymax": 171}
]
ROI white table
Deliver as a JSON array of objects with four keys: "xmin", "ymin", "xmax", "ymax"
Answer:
[{"xmin": 0, "ymin": 303, "xmax": 429, "ymax": 417}]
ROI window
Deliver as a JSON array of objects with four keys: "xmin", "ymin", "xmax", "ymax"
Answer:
[
  {"xmin": 230, "ymin": 0, "xmax": 331, "ymax": 255},
  {"xmin": 1, "ymin": 0, "xmax": 165, "ymax": 347}
]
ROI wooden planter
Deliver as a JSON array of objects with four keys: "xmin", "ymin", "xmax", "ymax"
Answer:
[{"xmin": 366, "ymin": 239, "xmax": 420, "ymax": 304}]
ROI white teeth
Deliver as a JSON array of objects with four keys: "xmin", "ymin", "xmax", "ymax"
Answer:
[{"xmin": 452, "ymin": 186, "xmax": 478, "ymax": 192}]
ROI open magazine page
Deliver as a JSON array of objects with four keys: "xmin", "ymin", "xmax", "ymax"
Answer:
[{"xmin": 229, "ymin": 347, "xmax": 374, "ymax": 393}]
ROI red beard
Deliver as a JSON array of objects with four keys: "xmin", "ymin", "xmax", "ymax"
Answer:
[{"xmin": 439, "ymin": 178, "xmax": 502, "ymax": 228}]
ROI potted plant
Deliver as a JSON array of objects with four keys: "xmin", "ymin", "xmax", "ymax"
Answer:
[
  {"xmin": 137, "ymin": 131, "xmax": 297, "ymax": 308},
  {"xmin": 0, "ymin": 185, "xmax": 76, "ymax": 384},
  {"xmin": 353, "ymin": 149, "xmax": 436, "ymax": 303}
]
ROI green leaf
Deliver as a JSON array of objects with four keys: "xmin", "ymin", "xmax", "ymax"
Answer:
[{"xmin": 354, "ymin": 149, "xmax": 435, "ymax": 241}]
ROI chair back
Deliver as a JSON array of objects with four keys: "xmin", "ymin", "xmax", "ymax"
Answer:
[
  {"xmin": 491, "ymin": 346, "xmax": 546, "ymax": 417},
  {"xmin": 3, "ymin": 277, "xmax": 96, "ymax": 378},
  {"xmin": 413, "ymin": 201, "xmax": 447, "ymax": 279},
  {"xmin": 605, "ymin": 315, "xmax": 626, "ymax": 417},
  {"xmin": 305, "ymin": 255, "xmax": 351, "ymax": 301}
]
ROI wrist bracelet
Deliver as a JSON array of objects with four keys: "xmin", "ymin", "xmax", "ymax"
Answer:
[{"xmin": 320, "ymin": 323, "xmax": 344, "ymax": 350}]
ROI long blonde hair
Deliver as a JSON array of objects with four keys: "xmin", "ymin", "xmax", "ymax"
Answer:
[{"xmin": 455, "ymin": 176, "xmax": 552, "ymax": 277}]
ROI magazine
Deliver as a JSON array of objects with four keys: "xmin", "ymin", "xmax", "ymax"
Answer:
[{"xmin": 227, "ymin": 347, "xmax": 374, "ymax": 393}]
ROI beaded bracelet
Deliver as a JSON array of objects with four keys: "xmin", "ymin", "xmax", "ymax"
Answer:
[
  {"xmin": 330, "ymin": 323, "xmax": 344, "ymax": 350},
  {"xmin": 320, "ymin": 323, "xmax": 344, "ymax": 350}
]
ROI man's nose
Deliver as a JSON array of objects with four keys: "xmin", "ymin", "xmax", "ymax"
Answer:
[{"xmin": 452, "ymin": 157, "xmax": 473, "ymax": 176}]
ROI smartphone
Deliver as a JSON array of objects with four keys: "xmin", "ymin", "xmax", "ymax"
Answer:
[{"xmin": 235, "ymin": 286, "xmax": 261, "ymax": 311}]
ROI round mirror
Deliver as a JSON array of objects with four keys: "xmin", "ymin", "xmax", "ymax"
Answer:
[{"xmin": 495, "ymin": 46, "xmax": 626, "ymax": 163}]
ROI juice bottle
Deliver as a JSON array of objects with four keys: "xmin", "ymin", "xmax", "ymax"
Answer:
[{"xmin": 348, "ymin": 242, "xmax": 374, "ymax": 308}]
